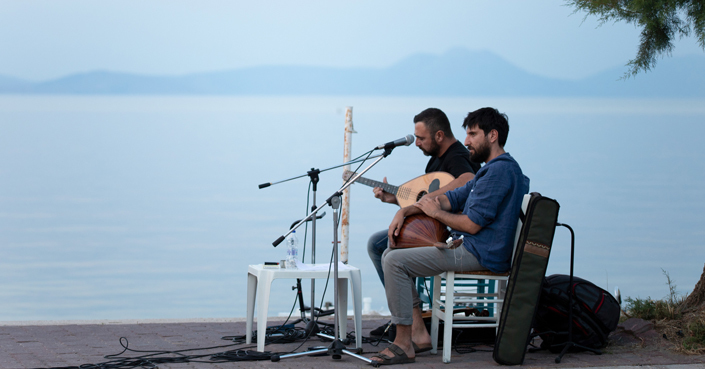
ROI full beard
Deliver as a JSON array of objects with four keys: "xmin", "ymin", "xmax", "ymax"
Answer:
[
  {"xmin": 469, "ymin": 142, "xmax": 490, "ymax": 163},
  {"xmin": 421, "ymin": 141, "xmax": 441, "ymax": 157}
]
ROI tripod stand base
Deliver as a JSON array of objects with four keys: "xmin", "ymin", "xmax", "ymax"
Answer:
[
  {"xmin": 272, "ymin": 338, "xmax": 369, "ymax": 363},
  {"xmin": 554, "ymin": 342, "xmax": 602, "ymax": 363}
]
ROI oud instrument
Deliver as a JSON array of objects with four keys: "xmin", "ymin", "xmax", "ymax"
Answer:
[
  {"xmin": 391, "ymin": 214, "xmax": 451, "ymax": 249},
  {"xmin": 343, "ymin": 170, "xmax": 454, "ymax": 208},
  {"xmin": 392, "ymin": 214, "xmax": 465, "ymax": 249}
]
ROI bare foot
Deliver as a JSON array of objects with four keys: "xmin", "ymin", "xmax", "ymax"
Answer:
[
  {"xmin": 412, "ymin": 340, "xmax": 432, "ymax": 353},
  {"xmin": 411, "ymin": 328, "xmax": 432, "ymax": 352}
]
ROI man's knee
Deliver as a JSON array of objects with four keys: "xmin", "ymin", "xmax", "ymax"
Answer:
[
  {"xmin": 367, "ymin": 230, "xmax": 388, "ymax": 258},
  {"xmin": 366, "ymin": 236, "xmax": 377, "ymax": 257},
  {"xmin": 382, "ymin": 250, "xmax": 405, "ymax": 273}
]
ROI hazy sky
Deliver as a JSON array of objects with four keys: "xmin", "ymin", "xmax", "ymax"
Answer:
[{"xmin": 1, "ymin": 0, "xmax": 702, "ymax": 81}]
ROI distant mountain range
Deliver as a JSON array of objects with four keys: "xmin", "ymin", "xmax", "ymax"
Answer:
[{"xmin": 1, "ymin": 48, "xmax": 703, "ymax": 97}]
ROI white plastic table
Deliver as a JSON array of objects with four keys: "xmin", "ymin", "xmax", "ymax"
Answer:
[{"xmin": 245, "ymin": 263, "xmax": 362, "ymax": 352}]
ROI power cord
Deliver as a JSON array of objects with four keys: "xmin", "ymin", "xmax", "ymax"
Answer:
[{"xmin": 40, "ymin": 336, "xmax": 279, "ymax": 369}]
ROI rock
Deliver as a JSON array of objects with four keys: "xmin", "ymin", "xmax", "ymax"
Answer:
[
  {"xmin": 609, "ymin": 318, "xmax": 662, "ymax": 346},
  {"xmin": 620, "ymin": 318, "xmax": 654, "ymax": 335}
]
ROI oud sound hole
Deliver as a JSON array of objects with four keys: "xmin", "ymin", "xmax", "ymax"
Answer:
[{"xmin": 416, "ymin": 179, "xmax": 442, "ymax": 202}]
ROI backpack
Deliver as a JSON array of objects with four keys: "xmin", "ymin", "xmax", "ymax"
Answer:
[{"xmin": 532, "ymin": 274, "xmax": 621, "ymax": 352}]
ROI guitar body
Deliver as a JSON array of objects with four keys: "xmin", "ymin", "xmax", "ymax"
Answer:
[
  {"xmin": 395, "ymin": 172, "xmax": 454, "ymax": 208},
  {"xmin": 392, "ymin": 214, "xmax": 450, "ymax": 249}
]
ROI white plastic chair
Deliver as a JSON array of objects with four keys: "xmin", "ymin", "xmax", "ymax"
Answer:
[{"xmin": 430, "ymin": 194, "xmax": 530, "ymax": 363}]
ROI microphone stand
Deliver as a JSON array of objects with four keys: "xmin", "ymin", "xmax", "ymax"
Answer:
[
  {"xmin": 257, "ymin": 153, "xmax": 385, "ymax": 190},
  {"xmin": 303, "ymin": 168, "xmax": 321, "ymax": 329},
  {"xmin": 270, "ymin": 149, "xmax": 388, "ymax": 246},
  {"xmin": 309, "ymin": 170, "xmax": 319, "ymax": 328},
  {"xmin": 288, "ymin": 212, "xmax": 331, "ymax": 326},
  {"xmin": 259, "ymin": 153, "xmax": 384, "ymax": 327},
  {"xmin": 271, "ymin": 146, "xmax": 397, "ymax": 364}
]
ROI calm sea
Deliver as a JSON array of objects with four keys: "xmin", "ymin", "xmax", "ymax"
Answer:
[{"xmin": 1, "ymin": 95, "xmax": 704, "ymax": 321}]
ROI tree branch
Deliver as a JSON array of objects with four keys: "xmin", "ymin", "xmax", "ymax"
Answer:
[{"xmin": 566, "ymin": 0, "xmax": 705, "ymax": 77}]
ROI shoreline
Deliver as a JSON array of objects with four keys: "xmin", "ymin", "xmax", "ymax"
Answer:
[
  {"xmin": 0, "ymin": 313, "xmax": 391, "ymax": 327},
  {"xmin": 0, "ymin": 317, "xmax": 247, "ymax": 326}
]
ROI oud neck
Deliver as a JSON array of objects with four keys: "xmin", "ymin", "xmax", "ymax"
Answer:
[{"xmin": 348, "ymin": 173, "xmax": 398, "ymax": 195}]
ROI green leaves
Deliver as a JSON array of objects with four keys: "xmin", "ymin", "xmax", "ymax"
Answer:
[{"xmin": 567, "ymin": 0, "xmax": 705, "ymax": 77}]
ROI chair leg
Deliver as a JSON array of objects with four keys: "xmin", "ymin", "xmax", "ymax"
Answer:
[
  {"xmin": 245, "ymin": 273, "xmax": 257, "ymax": 345},
  {"xmin": 430, "ymin": 275, "xmax": 442, "ymax": 354},
  {"xmin": 496, "ymin": 279, "xmax": 507, "ymax": 334},
  {"xmin": 497, "ymin": 279, "xmax": 507, "ymax": 318},
  {"xmin": 255, "ymin": 274, "xmax": 273, "ymax": 352},
  {"xmin": 443, "ymin": 271, "xmax": 455, "ymax": 363}
]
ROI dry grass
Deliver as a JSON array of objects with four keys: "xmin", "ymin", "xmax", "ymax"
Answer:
[
  {"xmin": 656, "ymin": 311, "xmax": 705, "ymax": 354},
  {"xmin": 624, "ymin": 270, "xmax": 705, "ymax": 354}
]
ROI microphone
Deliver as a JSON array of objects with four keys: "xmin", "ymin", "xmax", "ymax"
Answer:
[{"xmin": 375, "ymin": 134, "xmax": 414, "ymax": 150}]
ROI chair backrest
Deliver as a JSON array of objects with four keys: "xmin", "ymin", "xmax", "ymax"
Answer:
[{"xmin": 509, "ymin": 194, "xmax": 532, "ymax": 266}]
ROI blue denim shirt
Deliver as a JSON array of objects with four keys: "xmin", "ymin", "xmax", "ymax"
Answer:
[{"xmin": 445, "ymin": 153, "xmax": 530, "ymax": 273}]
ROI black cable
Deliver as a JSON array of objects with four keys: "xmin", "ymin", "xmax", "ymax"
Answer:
[
  {"xmin": 264, "ymin": 294, "xmax": 300, "ymax": 347},
  {"xmin": 220, "ymin": 287, "xmax": 303, "ymax": 347},
  {"xmin": 37, "ymin": 336, "xmax": 280, "ymax": 369},
  {"xmin": 362, "ymin": 332, "xmax": 390, "ymax": 347},
  {"xmin": 319, "ymin": 245, "xmax": 334, "ymax": 308},
  {"xmin": 209, "ymin": 349, "xmax": 272, "ymax": 361}
]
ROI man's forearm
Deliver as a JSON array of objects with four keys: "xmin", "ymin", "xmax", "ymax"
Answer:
[
  {"xmin": 428, "ymin": 209, "xmax": 481, "ymax": 235},
  {"xmin": 399, "ymin": 203, "xmax": 423, "ymax": 217},
  {"xmin": 424, "ymin": 172, "xmax": 474, "ymax": 200},
  {"xmin": 417, "ymin": 195, "xmax": 481, "ymax": 235}
]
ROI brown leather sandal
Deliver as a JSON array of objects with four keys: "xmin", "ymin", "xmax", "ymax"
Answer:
[{"xmin": 370, "ymin": 343, "xmax": 415, "ymax": 366}]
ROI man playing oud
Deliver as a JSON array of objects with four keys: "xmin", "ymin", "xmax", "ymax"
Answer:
[
  {"xmin": 367, "ymin": 107, "xmax": 480, "ymax": 337},
  {"xmin": 370, "ymin": 107, "xmax": 529, "ymax": 365}
]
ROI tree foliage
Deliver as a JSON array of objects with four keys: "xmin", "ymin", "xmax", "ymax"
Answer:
[{"xmin": 567, "ymin": 0, "xmax": 705, "ymax": 77}]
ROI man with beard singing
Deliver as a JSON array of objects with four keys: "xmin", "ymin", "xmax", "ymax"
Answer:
[{"xmin": 369, "ymin": 107, "xmax": 529, "ymax": 365}]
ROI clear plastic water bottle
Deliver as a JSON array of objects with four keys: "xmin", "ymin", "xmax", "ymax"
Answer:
[{"xmin": 285, "ymin": 230, "xmax": 299, "ymax": 269}]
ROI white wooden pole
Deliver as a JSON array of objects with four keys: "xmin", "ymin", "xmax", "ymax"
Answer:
[{"xmin": 341, "ymin": 107, "xmax": 354, "ymax": 264}]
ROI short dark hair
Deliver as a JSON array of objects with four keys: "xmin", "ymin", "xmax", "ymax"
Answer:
[
  {"xmin": 413, "ymin": 108, "xmax": 453, "ymax": 138},
  {"xmin": 462, "ymin": 107, "xmax": 509, "ymax": 147}
]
